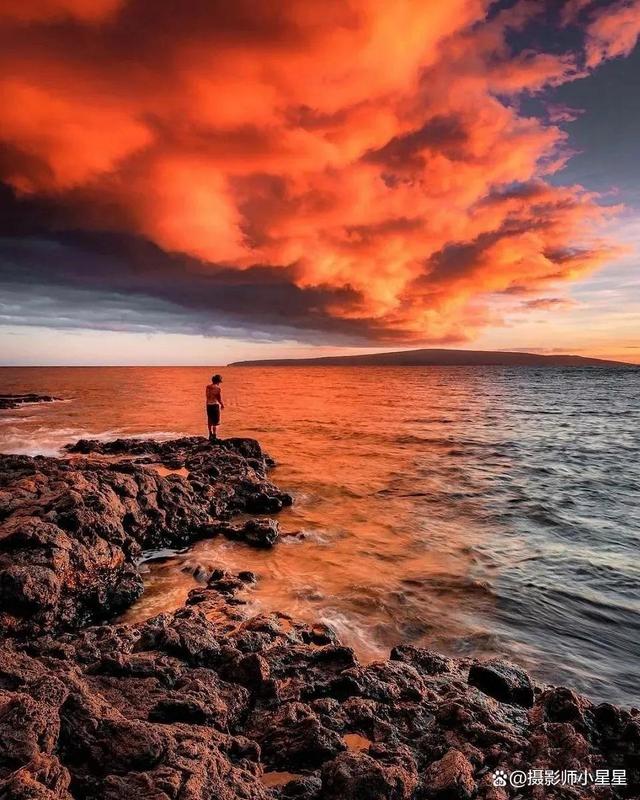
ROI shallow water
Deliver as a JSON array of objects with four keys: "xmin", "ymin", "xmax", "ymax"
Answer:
[{"xmin": 1, "ymin": 365, "xmax": 639, "ymax": 705}]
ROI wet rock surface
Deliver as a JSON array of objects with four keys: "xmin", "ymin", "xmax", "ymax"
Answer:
[
  {"xmin": 0, "ymin": 437, "xmax": 636, "ymax": 799},
  {"xmin": 0, "ymin": 436, "xmax": 291, "ymax": 637},
  {"xmin": 468, "ymin": 659, "xmax": 535, "ymax": 708},
  {"xmin": 214, "ymin": 517, "xmax": 281, "ymax": 548},
  {"xmin": 0, "ymin": 572, "xmax": 636, "ymax": 799},
  {"xmin": 0, "ymin": 393, "xmax": 62, "ymax": 410}
]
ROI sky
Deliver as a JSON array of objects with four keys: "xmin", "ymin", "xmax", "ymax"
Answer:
[{"xmin": 0, "ymin": 0, "xmax": 639, "ymax": 365}]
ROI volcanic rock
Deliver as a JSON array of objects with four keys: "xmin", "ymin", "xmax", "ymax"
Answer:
[
  {"xmin": 422, "ymin": 748, "xmax": 475, "ymax": 799},
  {"xmin": 0, "ymin": 570, "xmax": 635, "ymax": 799},
  {"xmin": 240, "ymin": 518, "xmax": 281, "ymax": 547},
  {"xmin": 0, "ymin": 436, "xmax": 635, "ymax": 799},
  {"xmin": 0, "ymin": 393, "xmax": 62, "ymax": 410},
  {"xmin": 0, "ymin": 436, "xmax": 290, "ymax": 637},
  {"xmin": 468, "ymin": 658, "xmax": 535, "ymax": 708}
]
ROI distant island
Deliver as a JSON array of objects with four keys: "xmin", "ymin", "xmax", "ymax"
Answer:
[{"xmin": 230, "ymin": 347, "xmax": 634, "ymax": 368}]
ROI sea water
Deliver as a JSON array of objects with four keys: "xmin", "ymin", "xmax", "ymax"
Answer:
[{"xmin": 1, "ymin": 365, "xmax": 638, "ymax": 704}]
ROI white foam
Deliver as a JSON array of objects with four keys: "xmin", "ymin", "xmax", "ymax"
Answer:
[
  {"xmin": 124, "ymin": 430, "xmax": 190, "ymax": 441},
  {"xmin": 0, "ymin": 426, "xmax": 102, "ymax": 456},
  {"xmin": 0, "ymin": 425, "xmax": 193, "ymax": 457},
  {"xmin": 317, "ymin": 610, "xmax": 385, "ymax": 660}
]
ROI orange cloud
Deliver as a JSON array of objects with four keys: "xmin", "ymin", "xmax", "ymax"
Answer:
[
  {"xmin": 0, "ymin": 0, "xmax": 635, "ymax": 344},
  {"xmin": 585, "ymin": 0, "xmax": 640, "ymax": 67},
  {"xmin": 0, "ymin": 0, "xmax": 122, "ymax": 23},
  {"xmin": 0, "ymin": 79, "xmax": 152, "ymax": 191}
]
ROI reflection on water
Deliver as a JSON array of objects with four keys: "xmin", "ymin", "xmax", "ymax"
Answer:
[{"xmin": 1, "ymin": 365, "xmax": 639, "ymax": 704}]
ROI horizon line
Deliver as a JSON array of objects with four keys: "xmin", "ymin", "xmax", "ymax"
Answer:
[{"xmin": 1, "ymin": 345, "xmax": 639, "ymax": 369}]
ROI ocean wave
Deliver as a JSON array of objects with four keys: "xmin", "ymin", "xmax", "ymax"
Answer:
[
  {"xmin": 400, "ymin": 573, "xmax": 496, "ymax": 603},
  {"xmin": 4, "ymin": 365, "xmax": 638, "ymax": 705},
  {"xmin": 0, "ymin": 426, "xmax": 192, "ymax": 457},
  {"xmin": 316, "ymin": 610, "xmax": 385, "ymax": 660}
]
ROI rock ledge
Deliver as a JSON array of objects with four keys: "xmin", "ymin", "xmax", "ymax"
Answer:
[{"xmin": 0, "ymin": 437, "xmax": 636, "ymax": 799}]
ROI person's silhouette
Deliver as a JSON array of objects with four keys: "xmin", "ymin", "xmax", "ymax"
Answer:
[{"xmin": 205, "ymin": 374, "xmax": 224, "ymax": 441}]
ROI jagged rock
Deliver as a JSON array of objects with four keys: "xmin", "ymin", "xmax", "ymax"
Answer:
[
  {"xmin": 422, "ymin": 748, "xmax": 475, "ymax": 799},
  {"xmin": 330, "ymin": 660, "xmax": 426, "ymax": 704},
  {"xmin": 321, "ymin": 749, "xmax": 417, "ymax": 800},
  {"xmin": 246, "ymin": 490, "xmax": 293, "ymax": 513},
  {"xmin": 279, "ymin": 773, "xmax": 323, "ymax": 798},
  {"xmin": 208, "ymin": 518, "xmax": 282, "ymax": 548},
  {"xmin": 248, "ymin": 702, "xmax": 347, "ymax": 770},
  {"xmin": 0, "ymin": 394, "xmax": 61, "ymax": 410},
  {"xmin": 390, "ymin": 645, "xmax": 453, "ymax": 675},
  {"xmin": 0, "ymin": 752, "xmax": 72, "ymax": 799},
  {"xmin": 468, "ymin": 658, "xmax": 535, "ymax": 708},
  {"xmin": 0, "ymin": 572, "xmax": 634, "ymax": 799},
  {"xmin": 0, "ymin": 436, "xmax": 635, "ymax": 799},
  {"xmin": 241, "ymin": 518, "xmax": 280, "ymax": 548},
  {"xmin": 0, "ymin": 437, "xmax": 290, "ymax": 637}
]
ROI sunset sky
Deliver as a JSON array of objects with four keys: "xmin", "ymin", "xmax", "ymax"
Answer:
[{"xmin": 0, "ymin": 0, "xmax": 639, "ymax": 365}]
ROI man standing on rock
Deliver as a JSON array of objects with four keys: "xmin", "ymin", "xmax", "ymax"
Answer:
[{"xmin": 206, "ymin": 374, "xmax": 224, "ymax": 442}]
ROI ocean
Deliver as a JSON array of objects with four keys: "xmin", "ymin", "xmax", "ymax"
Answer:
[{"xmin": 1, "ymin": 365, "xmax": 639, "ymax": 705}]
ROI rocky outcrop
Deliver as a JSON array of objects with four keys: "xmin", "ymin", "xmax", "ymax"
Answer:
[
  {"xmin": 468, "ymin": 659, "xmax": 535, "ymax": 708},
  {"xmin": 0, "ymin": 437, "xmax": 291, "ymax": 637},
  {"xmin": 213, "ymin": 517, "xmax": 281, "ymax": 548},
  {"xmin": 0, "ymin": 435, "xmax": 636, "ymax": 799},
  {"xmin": 0, "ymin": 571, "xmax": 636, "ymax": 799},
  {"xmin": 0, "ymin": 393, "xmax": 61, "ymax": 410}
]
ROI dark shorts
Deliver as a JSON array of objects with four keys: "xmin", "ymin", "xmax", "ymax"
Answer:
[{"xmin": 206, "ymin": 404, "xmax": 221, "ymax": 425}]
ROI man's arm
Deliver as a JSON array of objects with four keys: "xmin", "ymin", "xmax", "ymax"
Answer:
[{"xmin": 219, "ymin": 390, "xmax": 224, "ymax": 409}]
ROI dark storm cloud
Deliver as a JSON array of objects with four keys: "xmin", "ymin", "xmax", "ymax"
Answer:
[
  {"xmin": 0, "ymin": 0, "xmax": 638, "ymax": 345},
  {"xmin": 0, "ymin": 230, "xmax": 379, "ymax": 342},
  {"xmin": 0, "ymin": 184, "xmax": 404, "ymax": 342}
]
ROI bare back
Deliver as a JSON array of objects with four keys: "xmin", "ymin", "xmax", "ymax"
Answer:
[{"xmin": 206, "ymin": 384, "xmax": 221, "ymax": 405}]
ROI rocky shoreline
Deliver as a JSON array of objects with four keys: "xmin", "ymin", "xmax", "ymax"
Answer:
[
  {"xmin": 0, "ymin": 393, "xmax": 62, "ymax": 410},
  {"xmin": 0, "ymin": 437, "xmax": 637, "ymax": 798},
  {"xmin": 0, "ymin": 436, "xmax": 291, "ymax": 638}
]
